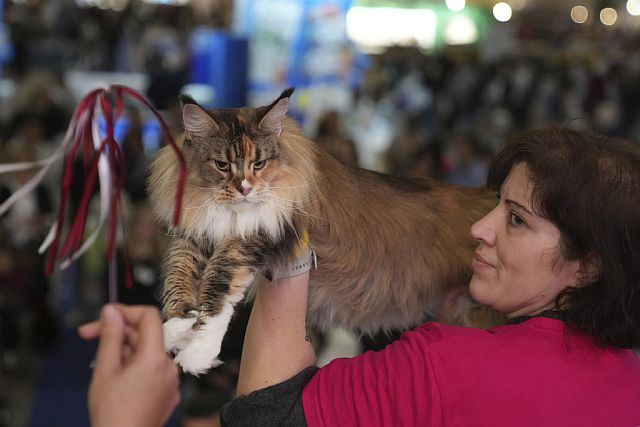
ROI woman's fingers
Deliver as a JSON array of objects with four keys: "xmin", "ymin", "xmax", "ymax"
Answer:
[
  {"xmin": 78, "ymin": 321, "xmax": 101, "ymax": 340},
  {"xmin": 113, "ymin": 305, "xmax": 165, "ymax": 354},
  {"xmin": 77, "ymin": 305, "xmax": 166, "ymax": 360},
  {"xmin": 93, "ymin": 305, "xmax": 125, "ymax": 377}
]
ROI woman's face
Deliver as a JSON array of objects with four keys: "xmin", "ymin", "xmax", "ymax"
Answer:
[{"xmin": 469, "ymin": 163, "xmax": 581, "ymax": 318}]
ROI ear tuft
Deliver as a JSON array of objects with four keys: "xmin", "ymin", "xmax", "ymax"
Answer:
[
  {"xmin": 183, "ymin": 103, "xmax": 218, "ymax": 140},
  {"xmin": 280, "ymin": 87, "xmax": 295, "ymax": 99},
  {"xmin": 179, "ymin": 94, "xmax": 198, "ymax": 106},
  {"xmin": 259, "ymin": 88, "xmax": 295, "ymax": 136}
]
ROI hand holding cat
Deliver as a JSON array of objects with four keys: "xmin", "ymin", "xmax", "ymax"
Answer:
[{"xmin": 78, "ymin": 304, "xmax": 180, "ymax": 427}]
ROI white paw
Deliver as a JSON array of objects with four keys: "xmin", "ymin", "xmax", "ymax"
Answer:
[
  {"xmin": 173, "ymin": 305, "xmax": 234, "ymax": 376},
  {"xmin": 163, "ymin": 311, "xmax": 198, "ymax": 353}
]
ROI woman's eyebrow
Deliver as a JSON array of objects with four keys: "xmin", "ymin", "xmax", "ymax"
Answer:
[{"xmin": 506, "ymin": 199, "xmax": 534, "ymax": 216}]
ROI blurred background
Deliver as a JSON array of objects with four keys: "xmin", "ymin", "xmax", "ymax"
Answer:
[{"xmin": 1, "ymin": 0, "xmax": 640, "ymax": 425}]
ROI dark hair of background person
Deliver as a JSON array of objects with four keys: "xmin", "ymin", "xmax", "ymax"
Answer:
[{"xmin": 487, "ymin": 127, "xmax": 640, "ymax": 348}]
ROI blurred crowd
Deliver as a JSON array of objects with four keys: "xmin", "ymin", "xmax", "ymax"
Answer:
[
  {"xmin": 2, "ymin": 0, "xmax": 640, "ymax": 426},
  {"xmin": 345, "ymin": 41, "xmax": 640, "ymax": 181}
]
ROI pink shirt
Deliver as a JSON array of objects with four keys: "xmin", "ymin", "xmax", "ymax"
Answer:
[{"xmin": 303, "ymin": 318, "xmax": 640, "ymax": 426}]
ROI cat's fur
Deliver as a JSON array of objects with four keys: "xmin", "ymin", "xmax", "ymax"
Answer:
[{"xmin": 148, "ymin": 89, "xmax": 499, "ymax": 374}]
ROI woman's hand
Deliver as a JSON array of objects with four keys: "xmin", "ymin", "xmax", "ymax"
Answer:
[{"xmin": 78, "ymin": 304, "xmax": 180, "ymax": 427}]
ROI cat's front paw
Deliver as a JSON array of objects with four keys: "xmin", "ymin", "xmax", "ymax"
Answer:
[
  {"xmin": 172, "ymin": 315, "xmax": 228, "ymax": 376},
  {"xmin": 163, "ymin": 310, "xmax": 198, "ymax": 353}
]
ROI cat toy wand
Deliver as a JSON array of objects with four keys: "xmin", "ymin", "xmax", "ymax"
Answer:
[{"xmin": 0, "ymin": 85, "xmax": 186, "ymax": 303}]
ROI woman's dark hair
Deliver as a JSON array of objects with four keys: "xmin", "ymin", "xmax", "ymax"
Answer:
[{"xmin": 487, "ymin": 127, "xmax": 640, "ymax": 348}]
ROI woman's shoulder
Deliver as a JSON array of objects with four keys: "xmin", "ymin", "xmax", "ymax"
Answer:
[
  {"xmin": 405, "ymin": 317, "xmax": 567, "ymax": 352},
  {"xmin": 408, "ymin": 320, "xmax": 509, "ymax": 343}
]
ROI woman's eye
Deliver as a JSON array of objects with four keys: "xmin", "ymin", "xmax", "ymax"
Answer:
[
  {"xmin": 253, "ymin": 160, "xmax": 267, "ymax": 170},
  {"xmin": 509, "ymin": 212, "xmax": 525, "ymax": 226},
  {"xmin": 214, "ymin": 160, "xmax": 230, "ymax": 171}
]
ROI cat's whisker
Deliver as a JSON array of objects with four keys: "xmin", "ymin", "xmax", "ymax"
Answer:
[
  {"xmin": 182, "ymin": 202, "xmax": 215, "ymax": 210},
  {"xmin": 150, "ymin": 223, "xmax": 181, "ymax": 237},
  {"xmin": 262, "ymin": 198, "xmax": 300, "ymax": 239},
  {"xmin": 260, "ymin": 199, "xmax": 297, "ymax": 222},
  {"xmin": 189, "ymin": 184, "xmax": 221, "ymax": 191},
  {"xmin": 182, "ymin": 194, "xmax": 227, "ymax": 211},
  {"xmin": 266, "ymin": 194, "xmax": 319, "ymax": 214},
  {"xmin": 262, "ymin": 195, "xmax": 302, "ymax": 213},
  {"xmin": 267, "ymin": 183, "xmax": 314, "ymax": 190},
  {"xmin": 265, "ymin": 192, "xmax": 315, "ymax": 205},
  {"xmin": 202, "ymin": 198, "xmax": 227, "ymax": 212},
  {"xmin": 263, "ymin": 196, "xmax": 328, "ymax": 224},
  {"xmin": 267, "ymin": 174, "xmax": 322, "ymax": 190}
]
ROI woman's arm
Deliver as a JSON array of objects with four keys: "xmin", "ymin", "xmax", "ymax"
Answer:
[{"xmin": 236, "ymin": 271, "xmax": 316, "ymax": 396}]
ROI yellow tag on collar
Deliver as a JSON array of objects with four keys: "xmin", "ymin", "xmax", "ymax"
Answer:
[{"xmin": 294, "ymin": 229, "xmax": 309, "ymax": 257}]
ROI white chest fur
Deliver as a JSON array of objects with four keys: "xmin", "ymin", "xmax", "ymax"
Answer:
[{"xmin": 179, "ymin": 202, "xmax": 287, "ymax": 242}]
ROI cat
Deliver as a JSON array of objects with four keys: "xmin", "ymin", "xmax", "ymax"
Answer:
[{"xmin": 148, "ymin": 88, "xmax": 499, "ymax": 375}]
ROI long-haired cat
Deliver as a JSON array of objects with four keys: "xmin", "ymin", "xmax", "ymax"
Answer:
[{"xmin": 149, "ymin": 88, "xmax": 498, "ymax": 374}]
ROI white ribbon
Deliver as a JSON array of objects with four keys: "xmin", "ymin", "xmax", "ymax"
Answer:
[
  {"xmin": 59, "ymin": 100, "xmax": 113, "ymax": 269},
  {"xmin": 37, "ymin": 106, "xmax": 93, "ymax": 254}
]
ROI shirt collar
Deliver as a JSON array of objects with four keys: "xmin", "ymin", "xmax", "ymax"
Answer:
[{"xmin": 507, "ymin": 309, "xmax": 566, "ymax": 325}]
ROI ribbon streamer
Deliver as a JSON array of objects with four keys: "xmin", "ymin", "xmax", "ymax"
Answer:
[{"xmin": 0, "ymin": 85, "xmax": 186, "ymax": 299}]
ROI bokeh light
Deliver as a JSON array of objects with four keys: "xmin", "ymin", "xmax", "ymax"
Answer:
[
  {"xmin": 446, "ymin": 0, "xmax": 466, "ymax": 12},
  {"xmin": 571, "ymin": 5, "xmax": 589, "ymax": 24},
  {"xmin": 627, "ymin": 0, "xmax": 640, "ymax": 16},
  {"xmin": 444, "ymin": 15, "xmax": 479, "ymax": 45},
  {"xmin": 493, "ymin": 2, "xmax": 513, "ymax": 22},
  {"xmin": 600, "ymin": 7, "xmax": 617, "ymax": 25}
]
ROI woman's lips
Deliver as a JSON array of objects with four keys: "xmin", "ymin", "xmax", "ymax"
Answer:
[{"xmin": 472, "ymin": 253, "xmax": 494, "ymax": 269}]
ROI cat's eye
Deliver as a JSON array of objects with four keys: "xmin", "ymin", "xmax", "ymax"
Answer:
[
  {"xmin": 253, "ymin": 160, "xmax": 267, "ymax": 170},
  {"xmin": 214, "ymin": 160, "xmax": 230, "ymax": 171}
]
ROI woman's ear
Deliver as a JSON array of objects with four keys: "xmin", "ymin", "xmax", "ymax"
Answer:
[{"xmin": 574, "ymin": 252, "xmax": 602, "ymax": 287}]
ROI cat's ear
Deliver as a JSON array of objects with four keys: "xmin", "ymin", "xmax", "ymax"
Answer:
[
  {"xmin": 180, "ymin": 95, "xmax": 218, "ymax": 140},
  {"xmin": 259, "ymin": 88, "xmax": 294, "ymax": 136}
]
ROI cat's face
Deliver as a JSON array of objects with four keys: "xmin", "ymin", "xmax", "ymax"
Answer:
[
  {"xmin": 150, "ymin": 89, "xmax": 313, "ymax": 241},
  {"xmin": 181, "ymin": 96, "xmax": 289, "ymax": 213}
]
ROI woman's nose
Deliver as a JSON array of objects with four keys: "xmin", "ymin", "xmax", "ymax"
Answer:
[{"xmin": 471, "ymin": 207, "xmax": 497, "ymax": 246}]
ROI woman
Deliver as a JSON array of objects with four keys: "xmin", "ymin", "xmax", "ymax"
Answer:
[
  {"xmin": 222, "ymin": 127, "xmax": 640, "ymax": 426},
  {"xmin": 84, "ymin": 127, "xmax": 640, "ymax": 426}
]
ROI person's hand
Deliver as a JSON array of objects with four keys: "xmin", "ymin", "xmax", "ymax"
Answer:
[{"xmin": 78, "ymin": 304, "xmax": 180, "ymax": 427}]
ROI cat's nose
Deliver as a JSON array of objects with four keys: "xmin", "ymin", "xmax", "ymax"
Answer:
[{"xmin": 240, "ymin": 179, "xmax": 253, "ymax": 196}]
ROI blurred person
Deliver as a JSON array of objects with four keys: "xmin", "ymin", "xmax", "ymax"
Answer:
[
  {"xmin": 0, "ymin": 238, "xmax": 28, "ymax": 372},
  {"xmin": 0, "ymin": 134, "xmax": 57, "ymax": 353},
  {"xmin": 117, "ymin": 202, "xmax": 167, "ymax": 307},
  {"xmin": 444, "ymin": 133, "xmax": 490, "ymax": 188},
  {"xmin": 8, "ymin": 72, "xmax": 73, "ymax": 143},
  {"xmin": 314, "ymin": 110, "xmax": 358, "ymax": 167},
  {"xmin": 384, "ymin": 115, "xmax": 428, "ymax": 176},
  {"xmin": 139, "ymin": 9, "xmax": 190, "ymax": 111},
  {"xmin": 122, "ymin": 107, "xmax": 150, "ymax": 204},
  {"xmin": 405, "ymin": 142, "xmax": 444, "ymax": 180},
  {"xmin": 2, "ymin": 115, "xmax": 54, "ymax": 218}
]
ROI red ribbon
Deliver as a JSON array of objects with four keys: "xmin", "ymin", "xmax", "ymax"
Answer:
[{"xmin": 45, "ymin": 85, "xmax": 186, "ymax": 291}]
